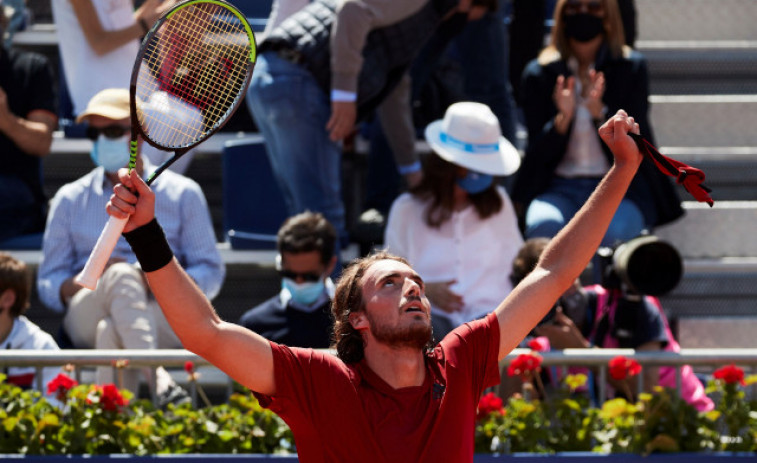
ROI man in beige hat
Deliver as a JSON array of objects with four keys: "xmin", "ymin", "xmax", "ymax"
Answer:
[{"xmin": 37, "ymin": 88, "xmax": 224, "ymax": 405}]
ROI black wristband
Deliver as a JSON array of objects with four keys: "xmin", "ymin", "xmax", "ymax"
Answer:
[{"xmin": 123, "ymin": 218, "xmax": 174, "ymax": 272}]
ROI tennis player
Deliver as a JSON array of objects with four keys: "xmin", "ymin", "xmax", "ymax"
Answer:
[{"xmin": 107, "ymin": 110, "xmax": 643, "ymax": 462}]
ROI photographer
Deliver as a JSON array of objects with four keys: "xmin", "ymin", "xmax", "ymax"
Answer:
[{"xmin": 507, "ymin": 237, "xmax": 713, "ymax": 411}]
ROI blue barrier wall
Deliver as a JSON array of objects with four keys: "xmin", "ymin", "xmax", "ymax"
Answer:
[{"xmin": 4, "ymin": 453, "xmax": 756, "ymax": 462}]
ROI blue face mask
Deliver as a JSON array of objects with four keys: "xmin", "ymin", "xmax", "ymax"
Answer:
[
  {"xmin": 456, "ymin": 171, "xmax": 494, "ymax": 194},
  {"xmin": 282, "ymin": 277, "xmax": 325, "ymax": 306},
  {"xmin": 90, "ymin": 135, "xmax": 129, "ymax": 173}
]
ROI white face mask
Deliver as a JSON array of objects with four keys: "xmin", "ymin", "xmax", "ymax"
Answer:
[{"xmin": 90, "ymin": 135, "xmax": 130, "ymax": 173}]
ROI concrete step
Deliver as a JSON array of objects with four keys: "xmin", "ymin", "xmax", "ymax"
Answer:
[
  {"xmin": 660, "ymin": 258, "xmax": 757, "ymax": 320},
  {"xmin": 637, "ymin": 0, "xmax": 757, "ymax": 42},
  {"xmin": 650, "ymin": 95, "xmax": 757, "ymax": 147},
  {"xmin": 642, "ymin": 47, "xmax": 757, "ymax": 95},
  {"xmin": 676, "ymin": 316, "xmax": 757, "ymax": 349},
  {"xmin": 655, "ymin": 201, "xmax": 757, "ymax": 259}
]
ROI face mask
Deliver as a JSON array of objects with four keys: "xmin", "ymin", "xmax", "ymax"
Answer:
[
  {"xmin": 456, "ymin": 171, "xmax": 493, "ymax": 195},
  {"xmin": 282, "ymin": 277, "xmax": 325, "ymax": 306},
  {"xmin": 90, "ymin": 135, "xmax": 129, "ymax": 173},
  {"xmin": 564, "ymin": 13, "xmax": 604, "ymax": 42}
]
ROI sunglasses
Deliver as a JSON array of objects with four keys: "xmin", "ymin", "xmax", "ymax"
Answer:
[
  {"xmin": 86, "ymin": 125, "xmax": 130, "ymax": 141},
  {"xmin": 564, "ymin": 0, "xmax": 603, "ymax": 15},
  {"xmin": 278, "ymin": 269, "xmax": 322, "ymax": 283}
]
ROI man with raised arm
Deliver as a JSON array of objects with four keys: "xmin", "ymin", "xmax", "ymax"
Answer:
[{"xmin": 107, "ymin": 110, "xmax": 643, "ymax": 462}]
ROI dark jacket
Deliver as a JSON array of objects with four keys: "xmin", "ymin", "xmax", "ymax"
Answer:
[
  {"xmin": 512, "ymin": 45, "xmax": 683, "ymax": 228},
  {"xmin": 238, "ymin": 295, "xmax": 333, "ymax": 349},
  {"xmin": 261, "ymin": 0, "xmax": 458, "ymax": 122}
]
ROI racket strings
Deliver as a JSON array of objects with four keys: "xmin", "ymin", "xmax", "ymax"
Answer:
[{"xmin": 137, "ymin": 3, "xmax": 252, "ymax": 149}]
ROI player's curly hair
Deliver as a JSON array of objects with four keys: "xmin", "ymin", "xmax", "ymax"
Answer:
[{"xmin": 331, "ymin": 251, "xmax": 410, "ymax": 363}]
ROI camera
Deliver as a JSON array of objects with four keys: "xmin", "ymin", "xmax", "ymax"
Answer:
[
  {"xmin": 594, "ymin": 235, "xmax": 683, "ymax": 348},
  {"xmin": 596, "ymin": 235, "xmax": 683, "ymax": 296}
]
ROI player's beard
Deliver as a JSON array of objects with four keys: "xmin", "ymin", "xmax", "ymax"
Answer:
[{"xmin": 366, "ymin": 311, "xmax": 433, "ymax": 350}]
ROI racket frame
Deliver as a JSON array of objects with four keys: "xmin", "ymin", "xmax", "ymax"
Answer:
[{"xmin": 132, "ymin": 0, "xmax": 257, "ymax": 184}]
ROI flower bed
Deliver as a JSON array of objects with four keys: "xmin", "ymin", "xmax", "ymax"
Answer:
[{"xmin": 1, "ymin": 360, "xmax": 756, "ymax": 456}]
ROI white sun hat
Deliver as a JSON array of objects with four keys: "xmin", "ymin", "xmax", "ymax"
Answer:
[{"xmin": 424, "ymin": 102, "xmax": 520, "ymax": 176}]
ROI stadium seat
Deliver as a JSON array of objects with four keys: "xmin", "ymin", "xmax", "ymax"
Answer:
[
  {"xmin": 221, "ymin": 136, "xmax": 288, "ymax": 250},
  {"xmin": 228, "ymin": 0, "xmax": 273, "ymax": 32},
  {"xmin": 0, "ymin": 232, "xmax": 43, "ymax": 250}
]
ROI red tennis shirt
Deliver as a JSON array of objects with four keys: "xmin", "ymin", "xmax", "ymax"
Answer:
[{"xmin": 254, "ymin": 312, "xmax": 501, "ymax": 463}]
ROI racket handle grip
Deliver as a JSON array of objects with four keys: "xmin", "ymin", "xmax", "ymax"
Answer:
[{"xmin": 74, "ymin": 215, "xmax": 129, "ymax": 290}]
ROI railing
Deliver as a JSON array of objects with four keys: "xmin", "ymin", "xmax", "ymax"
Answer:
[
  {"xmin": 502, "ymin": 348, "xmax": 757, "ymax": 403},
  {"xmin": 3, "ymin": 348, "xmax": 757, "ymax": 406},
  {"xmin": 0, "ymin": 350, "xmax": 221, "ymax": 406}
]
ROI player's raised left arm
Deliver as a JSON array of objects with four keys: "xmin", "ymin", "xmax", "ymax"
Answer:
[{"xmin": 493, "ymin": 110, "xmax": 644, "ymax": 360}]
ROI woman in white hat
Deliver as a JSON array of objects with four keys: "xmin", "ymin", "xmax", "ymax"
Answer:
[{"xmin": 384, "ymin": 102, "xmax": 523, "ymax": 339}]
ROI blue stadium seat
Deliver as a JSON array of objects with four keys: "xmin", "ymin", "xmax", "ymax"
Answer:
[
  {"xmin": 228, "ymin": 0, "xmax": 273, "ymax": 32},
  {"xmin": 0, "ymin": 232, "xmax": 43, "ymax": 250},
  {"xmin": 222, "ymin": 136, "xmax": 288, "ymax": 249}
]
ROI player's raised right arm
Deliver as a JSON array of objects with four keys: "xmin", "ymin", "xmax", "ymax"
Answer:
[{"xmin": 108, "ymin": 169, "xmax": 276, "ymax": 395}]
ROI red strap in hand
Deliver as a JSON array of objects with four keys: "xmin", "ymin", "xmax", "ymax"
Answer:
[{"xmin": 628, "ymin": 132, "xmax": 714, "ymax": 207}]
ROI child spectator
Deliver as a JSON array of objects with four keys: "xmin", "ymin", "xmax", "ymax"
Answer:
[{"xmin": 0, "ymin": 252, "xmax": 61, "ymax": 400}]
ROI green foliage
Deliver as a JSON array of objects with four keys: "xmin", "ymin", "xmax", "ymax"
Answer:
[
  {"xmin": 0, "ymin": 376, "xmax": 292, "ymax": 455},
  {"xmin": 3, "ymin": 370, "xmax": 757, "ymax": 456},
  {"xmin": 474, "ymin": 373, "xmax": 757, "ymax": 455}
]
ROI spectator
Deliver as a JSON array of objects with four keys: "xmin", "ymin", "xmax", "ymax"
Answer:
[
  {"xmin": 246, "ymin": 0, "xmax": 496, "ymax": 251},
  {"xmin": 358, "ymin": 0, "xmax": 518, "ymax": 237},
  {"xmin": 511, "ymin": 0, "xmax": 682, "ymax": 249},
  {"xmin": 36, "ymin": 88, "xmax": 224, "ymax": 403},
  {"xmin": 239, "ymin": 211, "xmax": 337, "ymax": 348},
  {"xmin": 259, "ymin": 0, "xmax": 309, "ymax": 41},
  {"xmin": 0, "ymin": 252, "xmax": 61, "ymax": 401},
  {"xmin": 508, "ymin": 0, "xmax": 637, "ymax": 103},
  {"xmin": 0, "ymin": 2, "xmax": 57, "ymax": 246},
  {"xmin": 107, "ymin": 109, "xmax": 647, "ymax": 460},
  {"xmin": 51, "ymin": 0, "xmax": 201, "ymax": 174},
  {"xmin": 510, "ymin": 237, "xmax": 713, "ymax": 411},
  {"xmin": 384, "ymin": 102, "xmax": 522, "ymax": 341}
]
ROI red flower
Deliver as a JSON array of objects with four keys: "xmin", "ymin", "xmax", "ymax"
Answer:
[
  {"xmin": 713, "ymin": 364, "xmax": 745, "ymax": 385},
  {"xmin": 184, "ymin": 360, "xmax": 195, "ymax": 374},
  {"xmin": 506, "ymin": 353, "xmax": 543, "ymax": 379},
  {"xmin": 477, "ymin": 392, "xmax": 505, "ymax": 421},
  {"xmin": 608, "ymin": 356, "xmax": 642, "ymax": 381},
  {"xmin": 527, "ymin": 336, "xmax": 551, "ymax": 352},
  {"xmin": 97, "ymin": 384, "xmax": 128, "ymax": 411},
  {"xmin": 46, "ymin": 373, "xmax": 78, "ymax": 401}
]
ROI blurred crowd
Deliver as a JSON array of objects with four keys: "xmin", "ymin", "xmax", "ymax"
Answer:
[{"xmin": 1, "ymin": 0, "xmax": 697, "ymax": 407}]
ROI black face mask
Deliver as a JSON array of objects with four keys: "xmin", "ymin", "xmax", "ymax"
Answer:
[{"xmin": 564, "ymin": 13, "xmax": 604, "ymax": 42}]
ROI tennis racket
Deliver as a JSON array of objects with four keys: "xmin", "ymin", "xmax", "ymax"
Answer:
[{"xmin": 75, "ymin": 0, "xmax": 257, "ymax": 289}]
